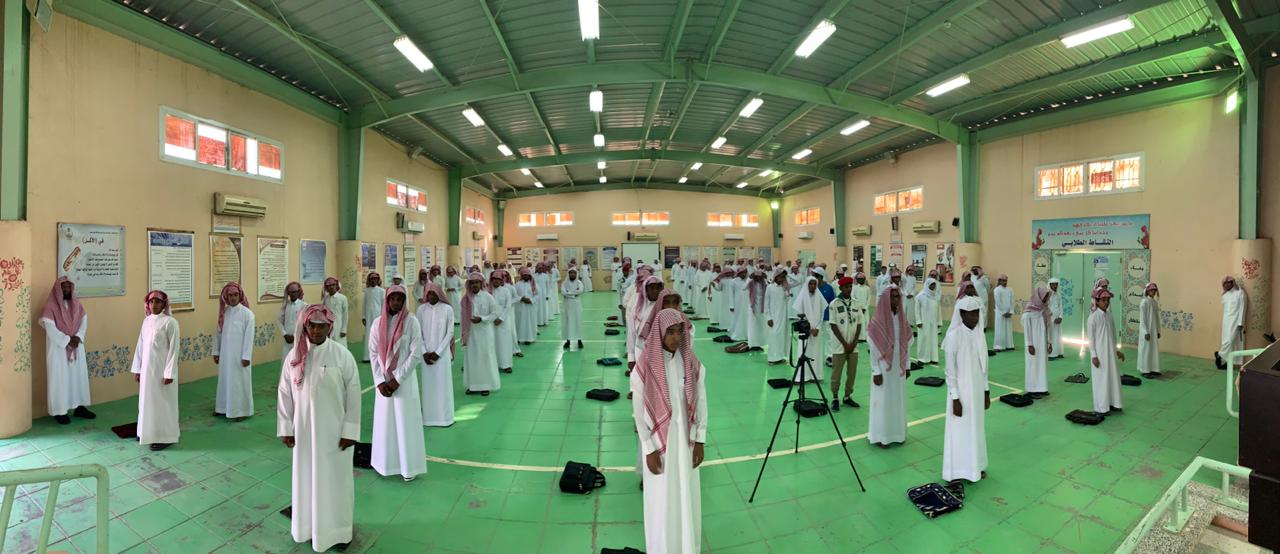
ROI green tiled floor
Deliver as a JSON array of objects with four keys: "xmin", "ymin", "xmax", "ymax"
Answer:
[{"xmin": 1, "ymin": 292, "xmax": 1239, "ymax": 553}]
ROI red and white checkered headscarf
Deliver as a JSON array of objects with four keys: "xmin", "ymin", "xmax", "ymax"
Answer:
[{"xmin": 635, "ymin": 308, "xmax": 701, "ymax": 455}]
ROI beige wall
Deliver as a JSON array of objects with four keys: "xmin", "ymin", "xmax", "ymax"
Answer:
[
  {"xmin": 1261, "ymin": 65, "xmax": 1280, "ymax": 335},
  {"xmin": 360, "ymin": 131, "xmax": 447, "ymax": 249},
  {"xmin": 779, "ymin": 185, "xmax": 837, "ymax": 264},
  {"xmin": 461, "ymin": 188, "xmax": 496, "ymax": 265}
]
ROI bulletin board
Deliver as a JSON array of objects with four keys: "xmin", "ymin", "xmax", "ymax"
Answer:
[
  {"xmin": 57, "ymin": 223, "xmax": 126, "ymax": 297},
  {"xmin": 623, "ymin": 243, "xmax": 661, "ymax": 267}
]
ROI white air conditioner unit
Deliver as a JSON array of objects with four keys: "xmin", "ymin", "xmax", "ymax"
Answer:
[
  {"xmin": 214, "ymin": 193, "xmax": 267, "ymax": 218},
  {"xmin": 472, "ymin": 231, "xmax": 484, "ymax": 240},
  {"xmin": 630, "ymin": 232, "xmax": 659, "ymax": 241},
  {"xmin": 536, "ymin": 233, "xmax": 559, "ymax": 241},
  {"xmin": 797, "ymin": 231, "xmax": 814, "ymax": 240},
  {"xmin": 851, "ymin": 225, "xmax": 872, "ymax": 236},
  {"xmin": 912, "ymin": 220, "xmax": 941, "ymax": 234},
  {"xmin": 395, "ymin": 213, "xmax": 424, "ymax": 234},
  {"xmin": 724, "ymin": 233, "xmax": 745, "ymax": 241}
]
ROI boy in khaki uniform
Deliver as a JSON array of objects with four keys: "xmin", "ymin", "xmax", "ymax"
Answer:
[{"xmin": 828, "ymin": 277, "xmax": 864, "ymax": 411}]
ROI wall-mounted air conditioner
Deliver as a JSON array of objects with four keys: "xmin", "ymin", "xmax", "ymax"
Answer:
[
  {"xmin": 724, "ymin": 233, "xmax": 745, "ymax": 241},
  {"xmin": 472, "ymin": 231, "xmax": 484, "ymax": 240},
  {"xmin": 850, "ymin": 225, "xmax": 872, "ymax": 236},
  {"xmin": 536, "ymin": 233, "xmax": 559, "ymax": 241},
  {"xmin": 629, "ymin": 232, "xmax": 659, "ymax": 241},
  {"xmin": 797, "ymin": 231, "xmax": 814, "ymax": 240},
  {"xmin": 214, "ymin": 193, "xmax": 267, "ymax": 218},
  {"xmin": 396, "ymin": 213, "xmax": 424, "ymax": 233},
  {"xmin": 912, "ymin": 221, "xmax": 941, "ymax": 234}
]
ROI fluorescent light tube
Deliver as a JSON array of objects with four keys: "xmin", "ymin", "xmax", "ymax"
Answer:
[
  {"xmin": 1060, "ymin": 16, "xmax": 1134, "ymax": 48},
  {"xmin": 598, "ymin": 176, "xmax": 607, "ymax": 183},
  {"xmin": 735, "ymin": 182, "xmax": 748, "ymax": 189},
  {"xmin": 691, "ymin": 162, "xmax": 703, "ymax": 170},
  {"xmin": 497, "ymin": 144, "xmax": 513, "ymax": 156},
  {"xmin": 393, "ymin": 36, "xmax": 434, "ymax": 72},
  {"xmin": 1226, "ymin": 90, "xmax": 1239, "ymax": 114},
  {"xmin": 589, "ymin": 90, "xmax": 604, "ymax": 112},
  {"xmin": 597, "ymin": 161, "xmax": 606, "ymax": 170},
  {"xmin": 534, "ymin": 181, "xmax": 543, "ymax": 188},
  {"xmin": 791, "ymin": 148, "xmax": 813, "ymax": 160},
  {"xmin": 840, "ymin": 120, "xmax": 871, "ymax": 135},
  {"xmin": 520, "ymin": 168, "xmax": 531, "ymax": 176},
  {"xmin": 462, "ymin": 107, "xmax": 485, "ymax": 127},
  {"xmin": 678, "ymin": 177, "xmax": 688, "ymax": 183},
  {"xmin": 594, "ymin": 133, "xmax": 605, "ymax": 147},
  {"xmin": 711, "ymin": 136, "xmax": 727, "ymax": 149},
  {"xmin": 740, "ymin": 97, "xmax": 764, "ymax": 118},
  {"xmin": 758, "ymin": 169, "xmax": 772, "ymax": 177},
  {"xmin": 926, "ymin": 74, "xmax": 970, "ymax": 97},
  {"xmin": 578, "ymin": 0, "xmax": 599, "ymax": 40},
  {"xmin": 795, "ymin": 19, "xmax": 836, "ymax": 58}
]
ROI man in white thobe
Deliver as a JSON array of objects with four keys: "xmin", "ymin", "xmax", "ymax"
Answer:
[
  {"xmin": 729, "ymin": 270, "xmax": 750, "ymax": 342},
  {"xmin": 279, "ymin": 282, "xmax": 307, "ymax": 362},
  {"xmin": 534, "ymin": 264, "xmax": 551, "ymax": 326},
  {"xmin": 671, "ymin": 258, "xmax": 686, "ymax": 304},
  {"xmin": 914, "ymin": 278, "xmax": 941, "ymax": 364},
  {"xmin": 971, "ymin": 266, "xmax": 992, "ymax": 331},
  {"xmin": 132, "ymin": 290, "xmax": 180, "ymax": 450},
  {"xmin": 791, "ymin": 277, "xmax": 827, "ymax": 383},
  {"xmin": 368, "ymin": 286, "xmax": 427, "ymax": 482},
  {"xmin": 580, "ymin": 261, "xmax": 593, "ymax": 292},
  {"xmin": 1088, "ymin": 289, "xmax": 1124, "ymax": 416},
  {"xmin": 562, "ymin": 268, "xmax": 585, "ymax": 349},
  {"xmin": 828, "ymin": 277, "xmax": 862, "ymax": 411},
  {"xmin": 462, "ymin": 273, "xmax": 501, "ymax": 395},
  {"xmin": 1047, "ymin": 278, "xmax": 1065, "ymax": 359},
  {"xmin": 514, "ymin": 269, "xmax": 539, "ymax": 344},
  {"xmin": 902, "ymin": 267, "xmax": 918, "ymax": 330},
  {"xmin": 1217, "ymin": 276, "xmax": 1246, "ymax": 369},
  {"xmin": 786, "ymin": 265, "xmax": 805, "ymax": 320},
  {"xmin": 851, "ymin": 273, "xmax": 872, "ymax": 341},
  {"xmin": 412, "ymin": 269, "xmax": 431, "ymax": 310},
  {"xmin": 550, "ymin": 263, "xmax": 562, "ymax": 318},
  {"xmin": 214, "ymin": 282, "xmax": 255, "ymax": 421},
  {"xmin": 764, "ymin": 272, "xmax": 791, "ymax": 365},
  {"xmin": 39, "ymin": 277, "xmax": 94, "ymax": 424},
  {"xmin": 1139, "ymin": 283, "xmax": 1162, "ymax": 377},
  {"xmin": 277, "ymin": 305, "xmax": 361, "ymax": 553},
  {"xmin": 745, "ymin": 271, "xmax": 769, "ymax": 351},
  {"xmin": 444, "ymin": 267, "xmax": 464, "ymax": 323},
  {"xmin": 631, "ymin": 309, "xmax": 708, "ymax": 554},
  {"xmin": 362, "ymin": 273, "xmax": 385, "ymax": 363},
  {"xmin": 993, "ymin": 275, "xmax": 1015, "ymax": 351},
  {"xmin": 490, "ymin": 271, "xmax": 517, "ymax": 373},
  {"xmin": 322, "ymin": 277, "xmax": 349, "ymax": 347},
  {"xmin": 694, "ymin": 262, "xmax": 714, "ymax": 320},
  {"xmin": 417, "ymin": 283, "xmax": 455, "ymax": 427},
  {"xmin": 1021, "ymin": 287, "xmax": 1053, "ymax": 398},
  {"xmin": 629, "ymin": 275, "xmax": 665, "ymax": 364},
  {"xmin": 942, "ymin": 296, "xmax": 989, "ymax": 483},
  {"xmin": 868, "ymin": 286, "xmax": 911, "ymax": 447}
]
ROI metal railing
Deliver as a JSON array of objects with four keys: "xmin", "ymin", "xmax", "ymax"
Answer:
[
  {"xmin": 1225, "ymin": 348, "xmax": 1264, "ymax": 418},
  {"xmin": 1115, "ymin": 456, "xmax": 1251, "ymax": 554},
  {"xmin": 0, "ymin": 464, "xmax": 109, "ymax": 554}
]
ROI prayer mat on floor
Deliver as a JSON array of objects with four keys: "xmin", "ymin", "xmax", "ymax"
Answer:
[
  {"xmin": 908, "ymin": 482, "xmax": 964, "ymax": 518},
  {"xmin": 110, "ymin": 422, "xmax": 137, "ymax": 439}
]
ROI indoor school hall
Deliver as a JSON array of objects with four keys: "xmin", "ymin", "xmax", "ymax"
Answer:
[{"xmin": 0, "ymin": 0, "xmax": 1278, "ymax": 553}]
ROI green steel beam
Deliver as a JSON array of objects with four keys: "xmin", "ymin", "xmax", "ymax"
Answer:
[
  {"xmin": 1, "ymin": 0, "xmax": 28, "ymax": 221},
  {"xmin": 462, "ymin": 179, "xmax": 496, "ymax": 198},
  {"xmin": 586, "ymin": 38, "xmax": 596, "ymax": 64},
  {"xmin": 957, "ymin": 132, "xmax": 978, "ymax": 243},
  {"xmin": 1238, "ymin": 71, "xmax": 1263, "ymax": 239},
  {"xmin": 478, "ymin": 0, "xmax": 520, "ymax": 82},
  {"xmin": 493, "ymin": 197, "xmax": 505, "ymax": 247},
  {"xmin": 973, "ymin": 73, "xmax": 1235, "ymax": 143},
  {"xmin": 771, "ymin": 202, "xmax": 782, "ymax": 248},
  {"xmin": 830, "ymin": 0, "xmax": 987, "ymax": 91},
  {"xmin": 662, "ymin": 82, "xmax": 701, "ymax": 151},
  {"xmin": 412, "ymin": 116, "xmax": 480, "ymax": 163},
  {"xmin": 774, "ymin": 114, "xmax": 870, "ymax": 163},
  {"xmin": 704, "ymin": 166, "xmax": 733, "ymax": 188},
  {"xmin": 525, "ymin": 92, "xmax": 562, "ymax": 155},
  {"xmin": 664, "ymin": 0, "xmax": 695, "ymax": 65},
  {"xmin": 447, "ymin": 168, "xmax": 463, "ymax": 245},
  {"xmin": 54, "ymin": 0, "xmax": 342, "ymax": 125},
  {"xmin": 702, "ymin": 0, "xmax": 744, "ymax": 68},
  {"xmin": 362, "ymin": 0, "xmax": 454, "ymax": 86},
  {"xmin": 832, "ymin": 173, "xmax": 847, "ymax": 247},
  {"xmin": 700, "ymin": 94, "xmax": 757, "ymax": 153},
  {"xmin": 497, "ymin": 181, "xmax": 782, "ymax": 199},
  {"xmin": 639, "ymin": 83, "xmax": 666, "ymax": 146},
  {"xmin": 767, "ymin": 0, "xmax": 853, "ymax": 75},
  {"xmin": 338, "ymin": 123, "xmax": 364, "ymax": 240},
  {"xmin": 742, "ymin": 104, "xmax": 817, "ymax": 156},
  {"xmin": 1206, "ymin": 0, "xmax": 1257, "ymax": 79},
  {"xmin": 783, "ymin": 178, "xmax": 828, "ymax": 196},
  {"xmin": 351, "ymin": 62, "xmax": 965, "ymax": 142},
  {"xmin": 814, "ymin": 127, "xmax": 915, "ymax": 166},
  {"xmin": 463, "ymin": 149, "xmax": 836, "ymax": 180}
]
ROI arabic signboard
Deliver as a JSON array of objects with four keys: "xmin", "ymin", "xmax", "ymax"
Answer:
[{"xmin": 1031, "ymin": 214, "xmax": 1150, "ymax": 251}]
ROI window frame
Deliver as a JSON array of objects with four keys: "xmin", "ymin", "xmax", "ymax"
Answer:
[
  {"xmin": 794, "ymin": 207, "xmax": 820, "ymax": 226},
  {"xmin": 872, "ymin": 186, "xmax": 924, "ymax": 215},
  {"xmin": 706, "ymin": 212, "xmax": 760, "ymax": 228},
  {"xmin": 384, "ymin": 178, "xmax": 429, "ymax": 214},
  {"xmin": 465, "ymin": 206, "xmax": 486, "ymax": 225},
  {"xmin": 1033, "ymin": 152, "xmax": 1144, "ymax": 200},
  {"xmin": 158, "ymin": 106, "xmax": 285, "ymax": 184},
  {"xmin": 518, "ymin": 211, "xmax": 575, "ymax": 227},
  {"xmin": 611, "ymin": 211, "xmax": 670, "ymax": 227}
]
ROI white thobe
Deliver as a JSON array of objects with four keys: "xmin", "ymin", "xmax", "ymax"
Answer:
[
  {"xmin": 550, "ymin": 268, "xmax": 562, "ymax": 317},
  {"xmin": 279, "ymin": 299, "xmax": 307, "ymax": 362},
  {"xmin": 630, "ymin": 300, "xmax": 657, "ymax": 361},
  {"xmin": 581, "ymin": 265, "xmax": 594, "ymax": 292},
  {"xmin": 363, "ymin": 286, "xmax": 385, "ymax": 362},
  {"xmin": 730, "ymin": 279, "xmax": 749, "ymax": 342},
  {"xmin": 1020, "ymin": 313, "xmax": 1049, "ymax": 394},
  {"xmin": 323, "ymin": 293, "xmax": 349, "ymax": 346},
  {"xmin": 492, "ymin": 285, "xmax": 516, "ymax": 369},
  {"xmin": 942, "ymin": 325, "xmax": 988, "ymax": 483},
  {"xmin": 993, "ymin": 286, "xmax": 1014, "ymax": 350},
  {"xmin": 746, "ymin": 286, "xmax": 768, "ymax": 349},
  {"xmin": 1087, "ymin": 309, "xmax": 1123, "ymax": 414},
  {"xmin": 851, "ymin": 284, "xmax": 872, "ymax": 332},
  {"xmin": 514, "ymin": 281, "xmax": 539, "ymax": 342},
  {"xmin": 1220, "ymin": 289, "xmax": 1245, "ymax": 357},
  {"xmin": 464, "ymin": 291, "xmax": 501, "ymax": 392},
  {"xmin": 276, "ymin": 340, "xmax": 361, "ymax": 553},
  {"xmin": 535, "ymin": 273, "xmax": 550, "ymax": 325},
  {"xmin": 445, "ymin": 276, "xmax": 464, "ymax": 322},
  {"xmin": 786, "ymin": 272, "xmax": 804, "ymax": 319},
  {"xmin": 915, "ymin": 293, "xmax": 940, "ymax": 363},
  {"xmin": 131, "ymin": 314, "xmax": 180, "ymax": 445},
  {"xmin": 868, "ymin": 316, "xmax": 908, "ymax": 446},
  {"xmin": 711, "ymin": 280, "xmax": 730, "ymax": 327},
  {"xmin": 973, "ymin": 276, "xmax": 991, "ymax": 328},
  {"xmin": 791, "ymin": 289, "xmax": 827, "ymax": 382},
  {"xmin": 562, "ymin": 279, "xmax": 584, "ymax": 341},
  {"xmin": 694, "ymin": 271, "xmax": 714, "ymax": 319},
  {"xmin": 1047, "ymin": 290, "xmax": 1064, "ymax": 357},
  {"xmin": 411, "ymin": 282, "xmax": 429, "ymax": 309},
  {"xmin": 631, "ymin": 352, "xmax": 708, "ymax": 554},
  {"xmin": 672, "ymin": 263, "xmax": 687, "ymax": 301},
  {"xmin": 764, "ymin": 284, "xmax": 790, "ymax": 363},
  {"xmin": 1138, "ymin": 297, "xmax": 1161, "ymax": 375},
  {"xmin": 416, "ymin": 302, "xmax": 455, "ymax": 426},
  {"xmin": 613, "ymin": 267, "xmax": 624, "ymax": 292},
  {"xmin": 40, "ymin": 310, "xmax": 90, "ymax": 416},
  {"xmin": 876, "ymin": 274, "xmax": 891, "ymax": 295},
  {"xmin": 368, "ymin": 314, "xmax": 427, "ymax": 479},
  {"xmin": 902, "ymin": 276, "xmax": 918, "ymax": 327},
  {"xmin": 215, "ymin": 305, "xmax": 255, "ymax": 418}
]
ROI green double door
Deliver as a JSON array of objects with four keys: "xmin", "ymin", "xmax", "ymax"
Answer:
[{"xmin": 1051, "ymin": 251, "xmax": 1125, "ymax": 351}]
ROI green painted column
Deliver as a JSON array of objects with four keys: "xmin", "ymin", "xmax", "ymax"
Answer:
[
  {"xmin": 337, "ymin": 123, "xmax": 364, "ymax": 241},
  {"xmin": 1, "ymin": 0, "xmax": 29, "ymax": 221},
  {"xmin": 1238, "ymin": 72, "xmax": 1263, "ymax": 240},
  {"xmin": 447, "ymin": 168, "xmax": 462, "ymax": 246},
  {"xmin": 957, "ymin": 132, "xmax": 979, "ymax": 243},
  {"xmin": 493, "ymin": 198, "xmax": 505, "ymax": 248},
  {"xmin": 770, "ymin": 201, "xmax": 781, "ymax": 248},
  {"xmin": 831, "ymin": 174, "xmax": 847, "ymax": 248}
]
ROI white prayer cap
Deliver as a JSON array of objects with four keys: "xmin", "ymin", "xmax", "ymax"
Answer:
[
  {"xmin": 812, "ymin": 267, "xmax": 827, "ymax": 277},
  {"xmin": 1048, "ymin": 278, "xmax": 1060, "ymax": 285},
  {"xmin": 956, "ymin": 296, "xmax": 982, "ymax": 311}
]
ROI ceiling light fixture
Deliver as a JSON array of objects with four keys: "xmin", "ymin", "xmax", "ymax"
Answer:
[
  {"xmin": 758, "ymin": 169, "xmax": 772, "ymax": 177},
  {"xmin": 840, "ymin": 120, "xmax": 871, "ymax": 135},
  {"xmin": 770, "ymin": 200, "xmax": 780, "ymax": 209},
  {"xmin": 589, "ymin": 89, "xmax": 604, "ymax": 112},
  {"xmin": 795, "ymin": 19, "xmax": 836, "ymax": 58},
  {"xmin": 1225, "ymin": 90, "xmax": 1239, "ymax": 114},
  {"xmin": 497, "ymin": 144, "xmax": 513, "ymax": 156},
  {"xmin": 597, "ymin": 161, "xmax": 606, "ymax": 170},
  {"xmin": 1060, "ymin": 16, "xmax": 1134, "ymax": 48},
  {"xmin": 711, "ymin": 136, "xmax": 727, "ymax": 149},
  {"xmin": 534, "ymin": 181, "xmax": 544, "ymax": 188},
  {"xmin": 520, "ymin": 168, "xmax": 531, "ymax": 176},
  {"xmin": 598, "ymin": 176, "xmax": 607, "ymax": 183},
  {"xmin": 926, "ymin": 74, "xmax": 970, "ymax": 97},
  {"xmin": 594, "ymin": 133, "xmax": 605, "ymax": 147},
  {"xmin": 678, "ymin": 176, "xmax": 688, "ymax": 183},
  {"xmin": 739, "ymin": 97, "xmax": 764, "ymax": 118},
  {"xmin": 578, "ymin": 0, "xmax": 599, "ymax": 40},
  {"xmin": 791, "ymin": 148, "xmax": 813, "ymax": 159},
  {"xmin": 393, "ymin": 36, "xmax": 434, "ymax": 72},
  {"xmin": 735, "ymin": 182, "xmax": 748, "ymax": 189},
  {"xmin": 691, "ymin": 162, "xmax": 703, "ymax": 170},
  {"xmin": 461, "ymin": 107, "xmax": 485, "ymax": 127}
]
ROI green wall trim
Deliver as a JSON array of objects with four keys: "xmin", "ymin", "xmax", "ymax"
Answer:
[
  {"xmin": 337, "ymin": 123, "xmax": 364, "ymax": 241},
  {"xmin": 832, "ymin": 174, "xmax": 847, "ymax": 247},
  {"xmin": 447, "ymin": 168, "xmax": 462, "ymax": 246},
  {"xmin": 465, "ymin": 149, "xmax": 836, "ymax": 182},
  {"xmin": 1238, "ymin": 71, "xmax": 1263, "ymax": 239},
  {"xmin": 55, "ymin": 0, "xmax": 343, "ymax": 126},
  {"xmin": 1, "ymin": 0, "xmax": 28, "ymax": 221},
  {"xmin": 957, "ymin": 133, "xmax": 978, "ymax": 243}
]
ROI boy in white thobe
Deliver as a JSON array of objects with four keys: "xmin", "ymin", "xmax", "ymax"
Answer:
[
  {"xmin": 764, "ymin": 272, "xmax": 791, "ymax": 365},
  {"xmin": 971, "ymin": 266, "xmax": 991, "ymax": 330},
  {"xmin": 514, "ymin": 270, "xmax": 539, "ymax": 344},
  {"xmin": 915, "ymin": 278, "xmax": 941, "ymax": 364},
  {"xmin": 39, "ymin": 277, "xmax": 94, "ymax": 424},
  {"xmin": 490, "ymin": 272, "xmax": 517, "ymax": 373},
  {"xmin": 745, "ymin": 272, "xmax": 769, "ymax": 350},
  {"xmin": 417, "ymin": 283, "xmax": 455, "ymax": 427},
  {"xmin": 534, "ymin": 265, "xmax": 551, "ymax": 326},
  {"xmin": 1088, "ymin": 290, "xmax": 1124, "ymax": 416},
  {"xmin": 1216, "ymin": 276, "xmax": 1246, "ymax": 369},
  {"xmin": 362, "ymin": 273, "xmax": 386, "ymax": 362},
  {"xmin": 632, "ymin": 309, "xmax": 708, "ymax": 554},
  {"xmin": 1139, "ymin": 283, "xmax": 1162, "ymax": 377},
  {"xmin": 1021, "ymin": 287, "xmax": 1053, "ymax": 398},
  {"xmin": 729, "ymin": 270, "xmax": 750, "ymax": 342},
  {"xmin": 321, "ymin": 277, "xmax": 349, "ymax": 347},
  {"xmin": 462, "ymin": 273, "xmax": 501, "ymax": 395},
  {"xmin": 132, "ymin": 291, "xmax": 181, "ymax": 450},
  {"xmin": 942, "ymin": 296, "xmax": 989, "ymax": 483},
  {"xmin": 711, "ymin": 270, "xmax": 732, "ymax": 327},
  {"xmin": 1047, "ymin": 279, "xmax": 1065, "ymax": 359},
  {"xmin": 550, "ymin": 264, "xmax": 562, "ymax": 318},
  {"xmin": 902, "ymin": 267, "xmax": 918, "ymax": 330},
  {"xmin": 993, "ymin": 275, "xmax": 1014, "ymax": 351},
  {"xmin": 278, "ymin": 305, "xmax": 361, "ymax": 553},
  {"xmin": 279, "ymin": 282, "xmax": 307, "ymax": 362},
  {"xmin": 581, "ymin": 262, "xmax": 593, "ymax": 292},
  {"xmin": 851, "ymin": 273, "xmax": 872, "ymax": 341},
  {"xmin": 868, "ymin": 286, "xmax": 911, "ymax": 447},
  {"xmin": 444, "ymin": 268, "xmax": 465, "ymax": 323},
  {"xmin": 629, "ymin": 276, "xmax": 665, "ymax": 364},
  {"xmin": 791, "ymin": 277, "xmax": 827, "ymax": 383},
  {"xmin": 368, "ymin": 286, "xmax": 427, "ymax": 482},
  {"xmin": 214, "ymin": 282, "xmax": 255, "ymax": 420},
  {"xmin": 562, "ymin": 268, "xmax": 585, "ymax": 349}
]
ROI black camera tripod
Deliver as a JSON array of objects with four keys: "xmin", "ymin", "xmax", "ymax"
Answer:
[{"xmin": 748, "ymin": 327, "xmax": 866, "ymax": 502}]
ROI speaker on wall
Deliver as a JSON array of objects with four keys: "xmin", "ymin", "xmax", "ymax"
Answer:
[
  {"xmin": 777, "ymin": 233, "xmax": 784, "ymax": 239},
  {"xmin": 891, "ymin": 216, "xmax": 899, "ymax": 231},
  {"xmin": 952, "ymin": 217, "xmax": 960, "ymax": 227},
  {"xmin": 829, "ymin": 228, "xmax": 835, "ymax": 235}
]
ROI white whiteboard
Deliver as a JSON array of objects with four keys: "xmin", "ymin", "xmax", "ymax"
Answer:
[{"xmin": 621, "ymin": 242, "xmax": 661, "ymax": 266}]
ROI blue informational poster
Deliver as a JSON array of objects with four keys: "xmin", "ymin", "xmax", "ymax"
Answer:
[
  {"xmin": 299, "ymin": 239, "xmax": 327, "ymax": 284},
  {"xmin": 384, "ymin": 244, "xmax": 399, "ymax": 281}
]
